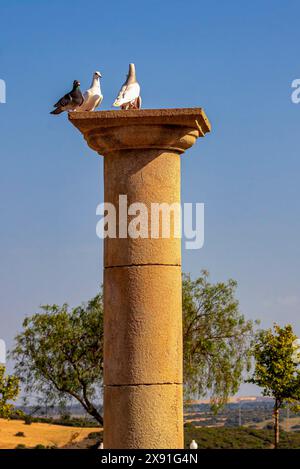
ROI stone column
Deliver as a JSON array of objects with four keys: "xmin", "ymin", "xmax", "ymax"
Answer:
[{"xmin": 69, "ymin": 108, "xmax": 211, "ymax": 449}]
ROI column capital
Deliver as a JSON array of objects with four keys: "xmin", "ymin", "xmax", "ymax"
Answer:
[{"xmin": 69, "ymin": 107, "xmax": 211, "ymax": 155}]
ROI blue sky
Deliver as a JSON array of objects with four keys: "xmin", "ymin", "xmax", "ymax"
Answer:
[{"xmin": 0, "ymin": 0, "xmax": 300, "ymax": 396}]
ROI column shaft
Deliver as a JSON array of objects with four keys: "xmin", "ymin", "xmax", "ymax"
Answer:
[{"xmin": 103, "ymin": 148, "xmax": 183, "ymax": 449}]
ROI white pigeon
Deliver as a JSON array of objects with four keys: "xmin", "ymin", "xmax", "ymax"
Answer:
[
  {"xmin": 190, "ymin": 440, "xmax": 198, "ymax": 449},
  {"xmin": 77, "ymin": 71, "xmax": 103, "ymax": 111},
  {"xmin": 113, "ymin": 63, "xmax": 141, "ymax": 109}
]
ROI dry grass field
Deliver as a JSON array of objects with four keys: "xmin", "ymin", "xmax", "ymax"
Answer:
[
  {"xmin": 0, "ymin": 418, "xmax": 101, "ymax": 449},
  {"xmin": 244, "ymin": 416, "xmax": 300, "ymax": 432}
]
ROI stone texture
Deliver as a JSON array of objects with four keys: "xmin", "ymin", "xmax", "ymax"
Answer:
[
  {"xmin": 70, "ymin": 108, "xmax": 211, "ymax": 269},
  {"xmin": 69, "ymin": 108, "xmax": 211, "ymax": 449},
  {"xmin": 104, "ymin": 265, "xmax": 182, "ymax": 385},
  {"xmin": 104, "ymin": 149, "xmax": 181, "ymax": 267},
  {"xmin": 69, "ymin": 108, "xmax": 211, "ymax": 154},
  {"xmin": 104, "ymin": 384, "xmax": 183, "ymax": 449}
]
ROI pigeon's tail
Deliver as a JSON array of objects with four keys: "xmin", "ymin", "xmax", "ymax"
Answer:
[{"xmin": 50, "ymin": 107, "xmax": 63, "ymax": 115}]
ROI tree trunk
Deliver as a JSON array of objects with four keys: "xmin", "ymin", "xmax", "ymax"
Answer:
[
  {"xmin": 89, "ymin": 406, "xmax": 104, "ymax": 427},
  {"xmin": 82, "ymin": 393, "xmax": 104, "ymax": 426},
  {"xmin": 274, "ymin": 400, "xmax": 280, "ymax": 449}
]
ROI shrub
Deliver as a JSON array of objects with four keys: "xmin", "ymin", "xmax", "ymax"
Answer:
[
  {"xmin": 263, "ymin": 424, "xmax": 273, "ymax": 430},
  {"xmin": 88, "ymin": 431, "xmax": 101, "ymax": 440},
  {"xmin": 15, "ymin": 444, "xmax": 26, "ymax": 449},
  {"xmin": 15, "ymin": 431, "xmax": 25, "ymax": 437},
  {"xmin": 24, "ymin": 415, "xmax": 33, "ymax": 425}
]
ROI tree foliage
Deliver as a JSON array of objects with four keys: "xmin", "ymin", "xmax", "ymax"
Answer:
[
  {"xmin": 248, "ymin": 324, "xmax": 300, "ymax": 448},
  {"xmin": 11, "ymin": 271, "xmax": 255, "ymax": 422},
  {"xmin": 0, "ymin": 365, "xmax": 20, "ymax": 418},
  {"xmin": 11, "ymin": 294, "xmax": 104, "ymax": 425},
  {"xmin": 183, "ymin": 270, "xmax": 255, "ymax": 409}
]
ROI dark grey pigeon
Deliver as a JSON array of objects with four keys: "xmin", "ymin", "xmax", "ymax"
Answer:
[{"xmin": 50, "ymin": 80, "xmax": 84, "ymax": 115}]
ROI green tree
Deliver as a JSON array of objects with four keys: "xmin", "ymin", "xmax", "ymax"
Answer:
[
  {"xmin": 12, "ymin": 271, "xmax": 255, "ymax": 423},
  {"xmin": 248, "ymin": 324, "xmax": 300, "ymax": 448},
  {"xmin": 0, "ymin": 365, "xmax": 20, "ymax": 418},
  {"xmin": 183, "ymin": 270, "xmax": 255, "ymax": 410},
  {"xmin": 11, "ymin": 294, "xmax": 104, "ymax": 425}
]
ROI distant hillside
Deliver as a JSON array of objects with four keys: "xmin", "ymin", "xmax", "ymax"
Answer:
[
  {"xmin": 64, "ymin": 425, "xmax": 300, "ymax": 449},
  {"xmin": 185, "ymin": 401, "xmax": 300, "ymax": 429},
  {"xmin": 2, "ymin": 419, "xmax": 300, "ymax": 449},
  {"xmin": 186, "ymin": 396, "xmax": 273, "ymax": 405}
]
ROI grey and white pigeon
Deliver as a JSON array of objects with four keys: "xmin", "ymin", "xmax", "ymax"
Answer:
[
  {"xmin": 50, "ymin": 80, "xmax": 84, "ymax": 115},
  {"xmin": 77, "ymin": 71, "xmax": 103, "ymax": 111},
  {"xmin": 113, "ymin": 63, "xmax": 141, "ymax": 109}
]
